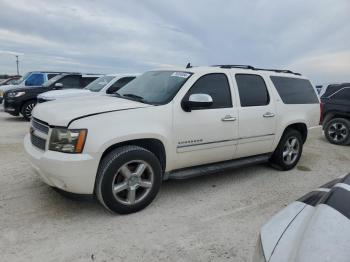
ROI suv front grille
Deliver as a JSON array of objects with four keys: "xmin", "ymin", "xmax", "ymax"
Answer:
[
  {"xmin": 30, "ymin": 133, "xmax": 46, "ymax": 151},
  {"xmin": 31, "ymin": 118, "xmax": 49, "ymax": 150},
  {"xmin": 32, "ymin": 118, "xmax": 49, "ymax": 134}
]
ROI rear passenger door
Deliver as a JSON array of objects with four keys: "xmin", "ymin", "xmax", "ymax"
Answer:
[{"xmin": 233, "ymin": 74, "xmax": 276, "ymax": 157}]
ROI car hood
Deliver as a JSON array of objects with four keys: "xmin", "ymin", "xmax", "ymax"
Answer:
[
  {"xmin": 38, "ymin": 89, "xmax": 92, "ymax": 100},
  {"xmin": 32, "ymin": 95, "xmax": 152, "ymax": 127},
  {"xmin": 261, "ymin": 174, "xmax": 350, "ymax": 262},
  {"xmin": 0, "ymin": 84, "xmax": 22, "ymax": 93}
]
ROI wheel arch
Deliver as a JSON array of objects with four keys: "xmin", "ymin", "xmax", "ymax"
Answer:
[
  {"xmin": 99, "ymin": 138, "xmax": 167, "ymax": 172},
  {"xmin": 282, "ymin": 122, "xmax": 308, "ymax": 144}
]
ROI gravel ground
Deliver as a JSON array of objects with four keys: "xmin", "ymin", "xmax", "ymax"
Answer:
[{"xmin": 0, "ymin": 110, "xmax": 349, "ymax": 262}]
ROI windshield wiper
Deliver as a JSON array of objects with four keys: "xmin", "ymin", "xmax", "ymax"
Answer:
[{"xmin": 114, "ymin": 92, "xmax": 151, "ymax": 104}]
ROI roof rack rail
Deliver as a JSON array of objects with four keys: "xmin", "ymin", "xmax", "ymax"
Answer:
[
  {"xmin": 212, "ymin": 65, "xmax": 301, "ymax": 75},
  {"xmin": 253, "ymin": 68, "xmax": 301, "ymax": 76},
  {"xmin": 213, "ymin": 65, "xmax": 255, "ymax": 70}
]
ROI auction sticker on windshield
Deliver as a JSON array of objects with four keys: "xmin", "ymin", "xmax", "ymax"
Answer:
[{"xmin": 171, "ymin": 72, "xmax": 191, "ymax": 78}]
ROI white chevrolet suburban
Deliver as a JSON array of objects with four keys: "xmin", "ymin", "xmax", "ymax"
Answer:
[{"xmin": 24, "ymin": 65, "xmax": 321, "ymax": 214}]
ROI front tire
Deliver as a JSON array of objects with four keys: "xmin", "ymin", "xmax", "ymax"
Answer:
[
  {"xmin": 95, "ymin": 146, "xmax": 162, "ymax": 214},
  {"xmin": 21, "ymin": 100, "xmax": 37, "ymax": 121},
  {"xmin": 270, "ymin": 129, "xmax": 303, "ymax": 170},
  {"xmin": 324, "ymin": 118, "xmax": 350, "ymax": 145}
]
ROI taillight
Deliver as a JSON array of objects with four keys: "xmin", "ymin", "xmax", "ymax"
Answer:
[{"xmin": 319, "ymin": 102, "xmax": 324, "ymax": 125}]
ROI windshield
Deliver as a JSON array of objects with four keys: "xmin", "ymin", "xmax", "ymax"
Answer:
[
  {"xmin": 42, "ymin": 74, "xmax": 64, "ymax": 87},
  {"xmin": 117, "ymin": 71, "xmax": 192, "ymax": 105},
  {"xmin": 15, "ymin": 72, "xmax": 31, "ymax": 85},
  {"xmin": 84, "ymin": 75, "xmax": 114, "ymax": 92}
]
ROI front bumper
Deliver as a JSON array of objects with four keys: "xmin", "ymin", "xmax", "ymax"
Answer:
[
  {"xmin": 24, "ymin": 134, "xmax": 99, "ymax": 194},
  {"xmin": 3, "ymin": 98, "xmax": 20, "ymax": 116}
]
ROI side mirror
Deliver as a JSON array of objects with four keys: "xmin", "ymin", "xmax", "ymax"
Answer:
[
  {"xmin": 182, "ymin": 94, "xmax": 213, "ymax": 112},
  {"xmin": 54, "ymin": 83, "xmax": 63, "ymax": 89}
]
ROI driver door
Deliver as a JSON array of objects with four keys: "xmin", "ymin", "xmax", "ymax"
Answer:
[{"xmin": 173, "ymin": 73, "xmax": 238, "ymax": 169}]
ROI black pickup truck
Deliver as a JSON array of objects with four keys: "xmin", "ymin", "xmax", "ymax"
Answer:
[
  {"xmin": 321, "ymin": 83, "xmax": 350, "ymax": 145},
  {"xmin": 3, "ymin": 73, "xmax": 100, "ymax": 120}
]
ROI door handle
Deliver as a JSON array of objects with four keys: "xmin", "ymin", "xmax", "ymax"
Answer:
[
  {"xmin": 263, "ymin": 112, "xmax": 275, "ymax": 118},
  {"xmin": 222, "ymin": 115, "xmax": 237, "ymax": 122}
]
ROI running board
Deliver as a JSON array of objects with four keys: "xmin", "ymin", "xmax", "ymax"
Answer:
[{"xmin": 164, "ymin": 154, "xmax": 271, "ymax": 180}]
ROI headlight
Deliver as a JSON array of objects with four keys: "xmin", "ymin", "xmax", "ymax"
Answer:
[
  {"xmin": 252, "ymin": 235, "xmax": 266, "ymax": 262},
  {"xmin": 7, "ymin": 91, "xmax": 26, "ymax": 98},
  {"xmin": 49, "ymin": 128, "xmax": 87, "ymax": 153}
]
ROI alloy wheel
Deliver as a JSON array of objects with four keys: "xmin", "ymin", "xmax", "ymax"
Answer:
[
  {"xmin": 282, "ymin": 136, "xmax": 300, "ymax": 165},
  {"xmin": 112, "ymin": 160, "xmax": 154, "ymax": 205},
  {"xmin": 328, "ymin": 122, "xmax": 348, "ymax": 143}
]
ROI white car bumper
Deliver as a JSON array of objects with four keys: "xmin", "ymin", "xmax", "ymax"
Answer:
[{"xmin": 24, "ymin": 134, "xmax": 99, "ymax": 194}]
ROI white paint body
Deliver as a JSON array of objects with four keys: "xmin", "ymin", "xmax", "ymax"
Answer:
[{"xmin": 24, "ymin": 67, "xmax": 321, "ymax": 194}]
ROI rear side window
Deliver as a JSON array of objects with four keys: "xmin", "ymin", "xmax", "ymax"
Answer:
[
  {"xmin": 185, "ymin": 73, "xmax": 232, "ymax": 109},
  {"xmin": 331, "ymin": 88, "xmax": 350, "ymax": 100},
  {"xmin": 235, "ymin": 74, "xmax": 269, "ymax": 107},
  {"xmin": 59, "ymin": 75, "xmax": 81, "ymax": 89},
  {"xmin": 48, "ymin": 74, "xmax": 58, "ymax": 80},
  {"xmin": 270, "ymin": 76, "xmax": 318, "ymax": 104},
  {"xmin": 82, "ymin": 77, "xmax": 98, "ymax": 87}
]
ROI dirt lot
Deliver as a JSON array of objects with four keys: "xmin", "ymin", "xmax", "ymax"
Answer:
[{"xmin": 0, "ymin": 110, "xmax": 349, "ymax": 262}]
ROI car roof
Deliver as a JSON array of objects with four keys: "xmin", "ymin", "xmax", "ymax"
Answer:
[{"xmin": 153, "ymin": 65, "xmax": 307, "ymax": 79}]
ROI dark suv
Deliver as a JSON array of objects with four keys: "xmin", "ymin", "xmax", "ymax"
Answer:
[
  {"xmin": 3, "ymin": 73, "xmax": 101, "ymax": 120},
  {"xmin": 321, "ymin": 83, "xmax": 350, "ymax": 145}
]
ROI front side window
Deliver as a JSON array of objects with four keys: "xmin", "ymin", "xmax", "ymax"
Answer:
[
  {"xmin": 236, "ymin": 74, "xmax": 269, "ymax": 107},
  {"xmin": 271, "ymin": 76, "xmax": 318, "ymax": 104},
  {"xmin": 331, "ymin": 88, "xmax": 350, "ymax": 100},
  {"xmin": 184, "ymin": 73, "xmax": 232, "ymax": 109},
  {"xmin": 106, "ymin": 77, "xmax": 136, "ymax": 94},
  {"xmin": 85, "ymin": 76, "xmax": 115, "ymax": 92},
  {"xmin": 117, "ymin": 71, "xmax": 192, "ymax": 105},
  {"xmin": 25, "ymin": 73, "xmax": 45, "ymax": 86}
]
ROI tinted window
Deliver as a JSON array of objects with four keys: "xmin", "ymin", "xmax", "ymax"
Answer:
[
  {"xmin": 58, "ymin": 75, "xmax": 81, "ymax": 89},
  {"xmin": 332, "ymin": 88, "xmax": 350, "ymax": 100},
  {"xmin": 271, "ymin": 76, "xmax": 318, "ymax": 104},
  {"xmin": 25, "ymin": 73, "xmax": 45, "ymax": 86},
  {"xmin": 107, "ymin": 77, "xmax": 136, "ymax": 94},
  {"xmin": 235, "ymin": 74, "xmax": 269, "ymax": 107},
  {"xmin": 82, "ymin": 77, "xmax": 98, "ymax": 87},
  {"xmin": 184, "ymin": 73, "xmax": 232, "ymax": 109},
  {"xmin": 48, "ymin": 74, "xmax": 58, "ymax": 80},
  {"xmin": 85, "ymin": 76, "xmax": 115, "ymax": 92}
]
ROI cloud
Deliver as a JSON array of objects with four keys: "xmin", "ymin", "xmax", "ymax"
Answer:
[{"xmin": 0, "ymin": 0, "xmax": 349, "ymax": 83}]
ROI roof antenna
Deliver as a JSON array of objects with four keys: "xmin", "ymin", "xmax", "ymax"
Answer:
[{"xmin": 186, "ymin": 62, "xmax": 192, "ymax": 68}]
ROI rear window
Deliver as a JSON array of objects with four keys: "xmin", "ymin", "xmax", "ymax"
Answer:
[{"xmin": 270, "ymin": 76, "xmax": 318, "ymax": 104}]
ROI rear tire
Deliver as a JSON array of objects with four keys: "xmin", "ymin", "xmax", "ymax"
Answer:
[
  {"xmin": 270, "ymin": 129, "xmax": 303, "ymax": 171},
  {"xmin": 95, "ymin": 146, "xmax": 162, "ymax": 214},
  {"xmin": 21, "ymin": 100, "xmax": 37, "ymax": 121},
  {"xmin": 324, "ymin": 118, "xmax": 350, "ymax": 145}
]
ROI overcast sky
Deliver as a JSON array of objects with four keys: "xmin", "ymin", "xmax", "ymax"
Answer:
[{"xmin": 0, "ymin": 0, "xmax": 349, "ymax": 84}]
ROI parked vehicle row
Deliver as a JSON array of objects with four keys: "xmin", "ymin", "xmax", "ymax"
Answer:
[
  {"xmin": 24, "ymin": 65, "xmax": 321, "ymax": 214},
  {"xmin": 3, "ymin": 73, "xmax": 102, "ymax": 120},
  {"xmin": 37, "ymin": 74, "xmax": 137, "ymax": 103},
  {"xmin": 0, "ymin": 71, "xmax": 63, "ymax": 103},
  {"xmin": 0, "ymin": 75, "xmax": 21, "ymax": 86}
]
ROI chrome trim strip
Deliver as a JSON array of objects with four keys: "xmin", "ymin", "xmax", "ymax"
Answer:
[{"xmin": 177, "ymin": 134, "xmax": 275, "ymax": 148}]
